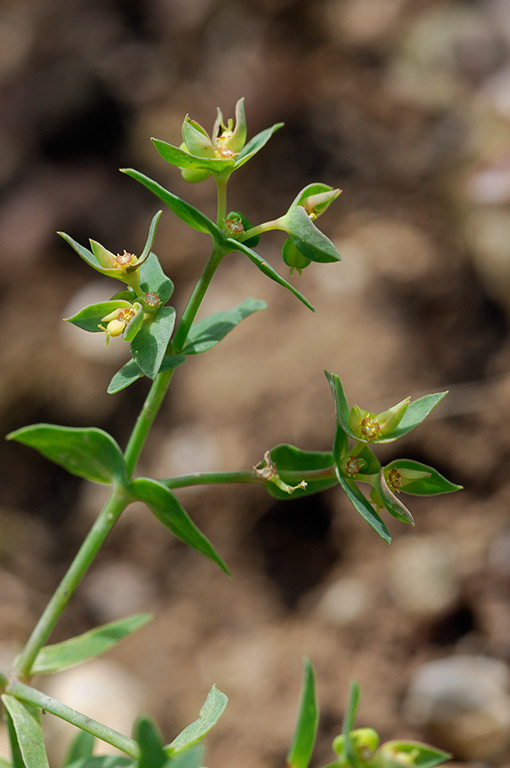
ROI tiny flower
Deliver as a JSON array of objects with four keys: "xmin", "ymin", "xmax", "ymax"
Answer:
[
  {"xmin": 59, "ymin": 211, "xmax": 162, "ymax": 288},
  {"xmin": 384, "ymin": 465, "xmax": 431, "ymax": 494},
  {"xmin": 98, "ymin": 303, "xmax": 141, "ymax": 346},
  {"xmin": 348, "ymin": 398, "xmax": 410, "ymax": 443},
  {"xmin": 342, "ymin": 455, "xmax": 366, "ymax": 477},
  {"xmin": 182, "ymin": 98, "xmax": 247, "ymax": 161}
]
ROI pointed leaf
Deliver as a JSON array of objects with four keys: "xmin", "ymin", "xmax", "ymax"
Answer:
[
  {"xmin": 384, "ymin": 459, "xmax": 462, "ymax": 496},
  {"xmin": 130, "ymin": 307, "xmax": 176, "ymax": 380},
  {"xmin": 130, "ymin": 478, "xmax": 229, "ymax": 575},
  {"xmin": 326, "ymin": 372, "xmax": 352, "ymax": 435},
  {"xmin": 66, "ymin": 301, "xmax": 135, "ymax": 333},
  {"xmin": 139, "ymin": 253, "xmax": 174, "ymax": 306},
  {"xmin": 152, "ymin": 139, "xmax": 234, "ymax": 174},
  {"xmin": 2, "ymin": 696, "xmax": 49, "ymax": 768},
  {"xmin": 181, "ymin": 298, "xmax": 267, "ymax": 355},
  {"xmin": 167, "ymin": 685, "xmax": 228, "ymax": 755},
  {"xmin": 107, "ymin": 356, "xmax": 186, "ymax": 394},
  {"xmin": 373, "ymin": 471, "xmax": 415, "ymax": 526},
  {"xmin": 265, "ymin": 444, "xmax": 336, "ymax": 500},
  {"xmin": 63, "ymin": 731, "xmax": 95, "ymax": 767},
  {"xmin": 335, "ymin": 472, "xmax": 391, "ymax": 543},
  {"xmin": 383, "ymin": 392, "xmax": 448, "ymax": 442},
  {"xmin": 234, "ymin": 123, "xmax": 284, "ymax": 168},
  {"xmin": 289, "ymin": 183, "xmax": 340, "ymax": 218},
  {"xmin": 228, "ymin": 239, "xmax": 316, "ymax": 312},
  {"xmin": 135, "ymin": 716, "xmax": 167, "ymax": 768},
  {"xmin": 121, "ymin": 169, "xmax": 226, "ymax": 241},
  {"xmin": 287, "ymin": 659, "xmax": 318, "ymax": 768},
  {"xmin": 32, "ymin": 613, "xmax": 152, "ymax": 675},
  {"xmin": 59, "ymin": 233, "xmax": 106, "ymax": 275},
  {"xmin": 6, "ymin": 425, "xmax": 127, "ymax": 485},
  {"xmin": 282, "ymin": 206, "xmax": 341, "ymax": 264},
  {"xmin": 140, "ymin": 211, "xmax": 163, "ymax": 263},
  {"xmin": 342, "ymin": 682, "xmax": 361, "ymax": 768}
]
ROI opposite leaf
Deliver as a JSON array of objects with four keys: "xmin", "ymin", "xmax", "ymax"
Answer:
[
  {"xmin": 228, "ymin": 239, "xmax": 316, "ymax": 312},
  {"xmin": 181, "ymin": 297, "xmax": 267, "ymax": 355},
  {"xmin": 130, "ymin": 307, "xmax": 176, "ymax": 380},
  {"xmin": 122, "ymin": 169, "xmax": 226, "ymax": 242},
  {"xmin": 139, "ymin": 253, "xmax": 174, "ymax": 306},
  {"xmin": 135, "ymin": 716, "xmax": 167, "ymax": 768},
  {"xmin": 287, "ymin": 659, "xmax": 318, "ymax": 768},
  {"xmin": 167, "ymin": 685, "xmax": 228, "ymax": 755},
  {"xmin": 2, "ymin": 696, "xmax": 49, "ymax": 768},
  {"xmin": 383, "ymin": 459, "xmax": 462, "ymax": 496},
  {"xmin": 6, "ymin": 425, "xmax": 127, "ymax": 485},
  {"xmin": 130, "ymin": 478, "xmax": 229, "ymax": 575},
  {"xmin": 108, "ymin": 356, "xmax": 186, "ymax": 394},
  {"xmin": 32, "ymin": 613, "xmax": 152, "ymax": 675}
]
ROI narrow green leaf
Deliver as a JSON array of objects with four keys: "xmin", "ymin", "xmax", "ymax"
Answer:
[
  {"xmin": 384, "ymin": 459, "xmax": 462, "ymax": 496},
  {"xmin": 325, "ymin": 372, "xmax": 352, "ymax": 434},
  {"xmin": 138, "ymin": 253, "xmax": 174, "ymax": 306},
  {"xmin": 130, "ymin": 478, "xmax": 229, "ymax": 575},
  {"xmin": 63, "ymin": 731, "xmax": 95, "ymax": 767},
  {"xmin": 342, "ymin": 682, "xmax": 361, "ymax": 768},
  {"xmin": 130, "ymin": 307, "xmax": 176, "ymax": 380},
  {"xmin": 32, "ymin": 614, "xmax": 152, "ymax": 675},
  {"xmin": 107, "ymin": 356, "xmax": 186, "ymax": 394},
  {"xmin": 265, "ymin": 444, "xmax": 337, "ymax": 500},
  {"xmin": 228, "ymin": 239, "xmax": 316, "ymax": 312},
  {"xmin": 139, "ymin": 211, "xmax": 163, "ymax": 262},
  {"xmin": 152, "ymin": 139, "xmax": 234, "ymax": 174},
  {"xmin": 287, "ymin": 659, "xmax": 318, "ymax": 768},
  {"xmin": 283, "ymin": 206, "xmax": 341, "ymax": 264},
  {"xmin": 6, "ymin": 425, "xmax": 127, "ymax": 485},
  {"xmin": 135, "ymin": 716, "xmax": 167, "ymax": 768},
  {"xmin": 234, "ymin": 123, "xmax": 284, "ymax": 168},
  {"xmin": 167, "ymin": 685, "xmax": 228, "ymax": 755},
  {"xmin": 373, "ymin": 471, "xmax": 415, "ymax": 526},
  {"xmin": 181, "ymin": 298, "xmax": 267, "ymax": 355},
  {"xmin": 335, "ymin": 472, "xmax": 391, "ymax": 543},
  {"xmin": 121, "ymin": 169, "xmax": 226, "ymax": 242},
  {"xmin": 2, "ymin": 696, "xmax": 49, "ymax": 768},
  {"xmin": 6, "ymin": 710, "xmax": 25, "ymax": 768},
  {"xmin": 383, "ymin": 392, "xmax": 448, "ymax": 441},
  {"xmin": 58, "ymin": 233, "xmax": 104, "ymax": 274}
]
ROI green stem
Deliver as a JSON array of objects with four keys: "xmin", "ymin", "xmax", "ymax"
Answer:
[
  {"xmin": 215, "ymin": 175, "xmax": 228, "ymax": 227},
  {"xmin": 13, "ymin": 486, "xmax": 129, "ymax": 681},
  {"xmin": 161, "ymin": 465, "xmax": 336, "ymax": 490},
  {"xmin": 5, "ymin": 681, "xmax": 139, "ymax": 758},
  {"xmin": 172, "ymin": 246, "xmax": 226, "ymax": 354},
  {"xmin": 124, "ymin": 368, "xmax": 174, "ymax": 476},
  {"xmin": 238, "ymin": 218, "xmax": 281, "ymax": 242}
]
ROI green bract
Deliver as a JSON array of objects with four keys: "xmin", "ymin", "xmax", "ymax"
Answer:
[{"xmin": 152, "ymin": 97, "xmax": 283, "ymax": 184}]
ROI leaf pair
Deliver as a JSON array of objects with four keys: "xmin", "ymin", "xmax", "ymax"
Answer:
[{"xmin": 6, "ymin": 426, "xmax": 228, "ymax": 574}]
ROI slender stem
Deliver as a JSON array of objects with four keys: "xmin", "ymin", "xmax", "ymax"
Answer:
[
  {"xmin": 172, "ymin": 246, "xmax": 226, "ymax": 354},
  {"xmin": 161, "ymin": 465, "xmax": 336, "ymax": 490},
  {"xmin": 5, "ymin": 681, "xmax": 139, "ymax": 758},
  {"xmin": 124, "ymin": 368, "xmax": 174, "ymax": 475},
  {"xmin": 13, "ymin": 487, "xmax": 130, "ymax": 681},
  {"xmin": 215, "ymin": 175, "xmax": 228, "ymax": 227},
  {"xmin": 238, "ymin": 219, "xmax": 281, "ymax": 242}
]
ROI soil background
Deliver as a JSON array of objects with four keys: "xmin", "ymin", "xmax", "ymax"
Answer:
[{"xmin": 1, "ymin": 1, "xmax": 510, "ymax": 767}]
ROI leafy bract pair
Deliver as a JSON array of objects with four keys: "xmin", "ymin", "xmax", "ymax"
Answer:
[{"xmin": 263, "ymin": 372, "xmax": 461, "ymax": 544}]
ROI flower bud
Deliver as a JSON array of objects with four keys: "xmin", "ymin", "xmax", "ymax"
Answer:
[{"xmin": 333, "ymin": 729, "xmax": 380, "ymax": 766}]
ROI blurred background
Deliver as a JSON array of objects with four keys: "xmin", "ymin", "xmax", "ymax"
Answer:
[{"xmin": 1, "ymin": 0, "xmax": 510, "ymax": 766}]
